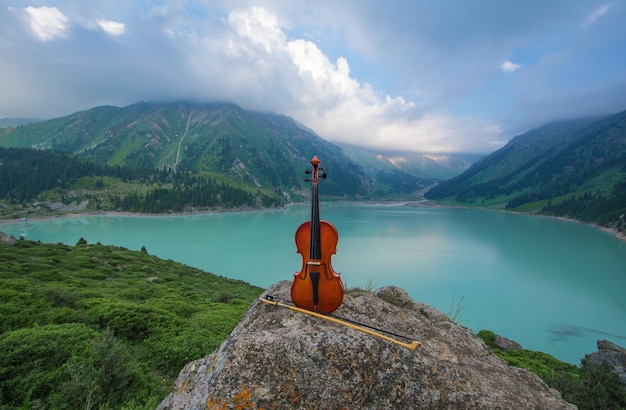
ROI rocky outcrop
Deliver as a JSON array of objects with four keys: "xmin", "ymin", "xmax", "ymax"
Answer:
[
  {"xmin": 494, "ymin": 334, "xmax": 523, "ymax": 350},
  {"xmin": 586, "ymin": 340, "xmax": 626, "ymax": 385},
  {"xmin": 158, "ymin": 281, "xmax": 574, "ymax": 409},
  {"xmin": 0, "ymin": 231, "xmax": 17, "ymax": 245}
]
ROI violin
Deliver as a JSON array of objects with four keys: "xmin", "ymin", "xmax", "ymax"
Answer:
[{"xmin": 291, "ymin": 156, "xmax": 344, "ymax": 313}]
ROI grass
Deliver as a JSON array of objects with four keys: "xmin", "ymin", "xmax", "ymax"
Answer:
[{"xmin": 447, "ymin": 293, "xmax": 467, "ymax": 324}]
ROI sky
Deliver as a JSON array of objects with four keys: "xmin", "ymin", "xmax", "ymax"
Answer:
[{"xmin": 1, "ymin": 1, "xmax": 626, "ymax": 154}]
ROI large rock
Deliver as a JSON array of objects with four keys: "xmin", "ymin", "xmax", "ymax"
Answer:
[
  {"xmin": 586, "ymin": 340, "xmax": 626, "ymax": 385},
  {"xmin": 158, "ymin": 281, "xmax": 574, "ymax": 409},
  {"xmin": 494, "ymin": 334, "xmax": 523, "ymax": 351},
  {"xmin": 0, "ymin": 231, "xmax": 17, "ymax": 245}
]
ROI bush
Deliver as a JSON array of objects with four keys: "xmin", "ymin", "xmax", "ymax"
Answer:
[
  {"xmin": 564, "ymin": 359, "xmax": 626, "ymax": 409},
  {"xmin": 84, "ymin": 299, "xmax": 181, "ymax": 341},
  {"xmin": 477, "ymin": 330, "xmax": 495, "ymax": 348},
  {"xmin": 0, "ymin": 239, "xmax": 263, "ymax": 407},
  {"xmin": 477, "ymin": 330, "xmax": 626, "ymax": 409},
  {"xmin": 50, "ymin": 328, "xmax": 159, "ymax": 409},
  {"xmin": 0, "ymin": 323, "xmax": 96, "ymax": 406},
  {"xmin": 213, "ymin": 291, "xmax": 236, "ymax": 303},
  {"xmin": 492, "ymin": 349, "xmax": 580, "ymax": 384},
  {"xmin": 0, "ymin": 324, "xmax": 160, "ymax": 409}
]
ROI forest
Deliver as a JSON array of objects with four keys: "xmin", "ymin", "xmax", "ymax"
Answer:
[
  {"xmin": 0, "ymin": 147, "xmax": 283, "ymax": 216},
  {"xmin": 512, "ymin": 180, "xmax": 626, "ymax": 227}
]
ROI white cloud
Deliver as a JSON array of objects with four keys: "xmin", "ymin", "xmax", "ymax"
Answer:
[
  {"xmin": 581, "ymin": 4, "xmax": 611, "ymax": 29},
  {"xmin": 221, "ymin": 8, "xmax": 472, "ymax": 152},
  {"xmin": 301, "ymin": 106, "xmax": 503, "ymax": 153},
  {"xmin": 501, "ymin": 60, "xmax": 522, "ymax": 72},
  {"xmin": 186, "ymin": 6, "xmax": 452, "ymax": 151},
  {"xmin": 24, "ymin": 6, "xmax": 69, "ymax": 41},
  {"xmin": 8, "ymin": 2, "xmax": 624, "ymax": 154},
  {"xmin": 227, "ymin": 7, "xmax": 285, "ymax": 54},
  {"xmin": 97, "ymin": 19, "xmax": 125, "ymax": 36},
  {"xmin": 138, "ymin": 5, "xmax": 508, "ymax": 153}
]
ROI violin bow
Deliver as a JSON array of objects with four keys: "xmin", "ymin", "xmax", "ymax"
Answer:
[{"xmin": 260, "ymin": 296, "xmax": 420, "ymax": 350}]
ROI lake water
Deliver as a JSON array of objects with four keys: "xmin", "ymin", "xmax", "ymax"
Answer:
[{"xmin": 3, "ymin": 203, "xmax": 625, "ymax": 364}]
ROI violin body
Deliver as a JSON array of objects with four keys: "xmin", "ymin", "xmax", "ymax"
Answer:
[
  {"xmin": 290, "ymin": 156, "xmax": 344, "ymax": 313},
  {"xmin": 291, "ymin": 219, "xmax": 344, "ymax": 313}
]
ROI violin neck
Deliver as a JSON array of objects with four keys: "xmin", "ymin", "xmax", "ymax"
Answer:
[{"xmin": 310, "ymin": 182, "xmax": 322, "ymax": 260}]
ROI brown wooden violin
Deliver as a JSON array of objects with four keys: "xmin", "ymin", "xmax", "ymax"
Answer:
[{"xmin": 291, "ymin": 156, "xmax": 344, "ymax": 313}]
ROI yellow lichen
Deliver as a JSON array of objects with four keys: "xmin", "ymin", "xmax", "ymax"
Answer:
[
  {"xmin": 233, "ymin": 385, "xmax": 254, "ymax": 409},
  {"xmin": 206, "ymin": 385, "xmax": 257, "ymax": 410},
  {"xmin": 177, "ymin": 379, "xmax": 189, "ymax": 395}
]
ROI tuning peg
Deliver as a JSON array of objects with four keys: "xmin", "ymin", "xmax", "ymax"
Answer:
[
  {"xmin": 305, "ymin": 170, "xmax": 312, "ymax": 174},
  {"xmin": 321, "ymin": 173, "xmax": 327, "ymax": 179}
]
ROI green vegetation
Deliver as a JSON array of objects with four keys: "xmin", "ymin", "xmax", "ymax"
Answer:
[
  {"xmin": 0, "ymin": 147, "xmax": 284, "ymax": 220},
  {"xmin": 425, "ymin": 112, "xmax": 626, "ymax": 234},
  {"xmin": 2, "ymin": 236, "xmax": 625, "ymax": 408},
  {"xmin": 0, "ymin": 238, "xmax": 263, "ymax": 409},
  {"xmin": 477, "ymin": 330, "xmax": 626, "ymax": 409},
  {"xmin": 0, "ymin": 101, "xmax": 374, "ymax": 199}
]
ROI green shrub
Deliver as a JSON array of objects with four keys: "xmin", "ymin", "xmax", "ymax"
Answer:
[
  {"xmin": 213, "ymin": 291, "xmax": 236, "ymax": 303},
  {"xmin": 0, "ymin": 239, "xmax": 263, "ymax": 407},
  {"xmin": 49, "ymin": 328, "xmax": 159, "ymax": 409},
  {"xmin": 565, "ymin": 359, "xmax": 626, "ymax": 409},
  {"xmin": 477, "ymin": 330, "xmax": 496, "ymax": 348},
  {"xmin": 84, "ymin": 299, "xmax": 181, "ymax": 341},
  {"xmin": 478, "ymin": 329, "xmax": 626, "ymax": 409},
  {"xmin": 41, "ymin": 286, "xmax": 80, "ymax": 308},
  {"xmin": 493, "ymin": 349, "xmax": 580, "ymax": 384},
  {"xmin": 0, "ymin": 323, "xmax": 96, "ymax": 406}
]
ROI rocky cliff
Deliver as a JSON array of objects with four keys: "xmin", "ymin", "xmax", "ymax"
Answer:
[
  {"xmin": 158, "ymin": 281, "xmax": 574, "ymax": 409},
  {"xmin": 586, "ymin": 340, "xmax": 626, "ymax": 385}
]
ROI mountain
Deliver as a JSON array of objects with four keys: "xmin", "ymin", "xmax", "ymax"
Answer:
[
  {"xmin": 425, "ymin": 110, "xmax": 626, "ymax": 230},
  {"xmin": 338, "ymin": 143, "xmax": 481, "ymax": 180},
  {"xmin": 0, "ymin": 101, "xmax": 456, "ymax": 199},
  {"xmin": 0, "ymin": 102, "xmax": 367, "ymax": 197},
  {"xmin": 0, "ymin": 118, "xmax": 43, "ymax": 128}
]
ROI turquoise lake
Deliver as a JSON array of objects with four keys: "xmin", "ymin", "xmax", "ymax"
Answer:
[{"xmin": 3, "ymin": 203, "xmax": 625, "ymax": 364}]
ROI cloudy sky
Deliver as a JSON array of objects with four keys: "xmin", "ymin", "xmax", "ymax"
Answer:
[{"xmin": 1, "ymin": 1, "xmax": 625, "ymax": 153}]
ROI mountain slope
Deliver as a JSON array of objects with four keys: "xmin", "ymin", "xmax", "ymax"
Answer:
[
  {"xmin": 0, "ymin": 102, "xmax": 369, "ymax": 197},
  {"xmin": 338, "ymin": 143, "xmax": 480, "ymax": 180},
  {"xmin": 0, "ymin": 238, "xmax": 263, "ymax": 408},
  {"xmin": 424, "ymin": 110, "xmax": 626, "ymax": 230},
  {"xmin": 0, "ymin": 118, "xmax": 43, "ymax": 128}
]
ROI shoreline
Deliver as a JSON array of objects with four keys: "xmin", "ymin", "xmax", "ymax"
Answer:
[
  {"xmin": 0, "ymin": 204, "xmax": 295, "ymax": 225},
  {"xmin": 2, "ymin": 201, "xmax": 625, "ymax": 244},
  {"xmin": 542, "ymin": 213, "xmax": 626, "ymax": 243},
  {"xmin": 405, "ymin": 200, "xmax": 626, "ymax": 244}
]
